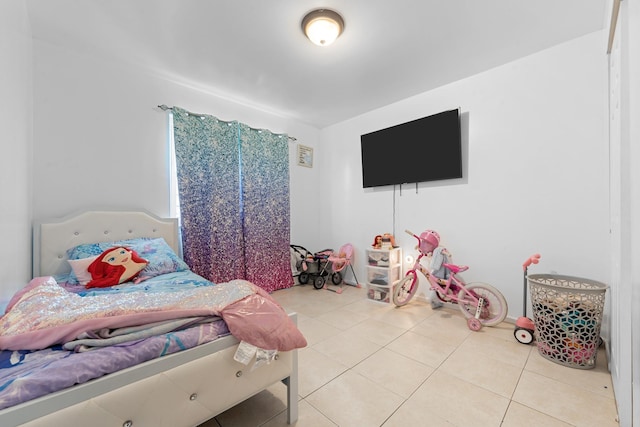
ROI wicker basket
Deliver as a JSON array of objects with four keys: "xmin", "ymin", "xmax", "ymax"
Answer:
[{"xmin": 528, "ymin": 274, "xmax": 607, "ymax": 369}]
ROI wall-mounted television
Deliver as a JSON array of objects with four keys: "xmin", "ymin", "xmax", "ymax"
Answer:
[{"xmin": 360, "ymin": 109, "xmax": 462, "ymax": 188}]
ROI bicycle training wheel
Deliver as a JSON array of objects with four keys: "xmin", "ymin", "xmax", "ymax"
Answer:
[
  {"xmin": 392, "ymin": 271, "xmax": 418, "ymax": 307},
  {"xmin": 457, "ymin": 282, "xmax": 508, "ymax": 327}
]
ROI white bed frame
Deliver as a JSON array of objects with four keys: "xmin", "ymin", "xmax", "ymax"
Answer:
[{"xmin": 0, "ymin": 210, "xmax": 299, "ymax": 427}]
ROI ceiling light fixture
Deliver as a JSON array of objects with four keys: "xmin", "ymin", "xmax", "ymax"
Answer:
[{"xmin": 301, "ymin": 9, "xmax": 344, "ymax": 47}]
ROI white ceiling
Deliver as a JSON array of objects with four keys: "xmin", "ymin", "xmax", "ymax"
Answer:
[{"xmin": 26, "ymin": 0, "xmax": 606, "ymax": 128}]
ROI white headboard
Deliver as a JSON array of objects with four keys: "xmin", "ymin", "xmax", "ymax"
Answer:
[{"xmin": 33, "ymin": 210, "xmax": 180, "ymax": 277}]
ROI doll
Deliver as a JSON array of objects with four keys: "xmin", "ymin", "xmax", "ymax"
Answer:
[
  {"xmin": 372, "ymin": 235, "xmax": 383, "ymax": 249},
  {"xmin": 380, "ymin": 233, "xmax": 396, "ymax": 249},
  {"xmin": 430, "ymin": 246, "xmax": 451, "ymax": 280},
  {"xmin": 86, "ymin": 246, "xmax": 148, "ymax": 289}
]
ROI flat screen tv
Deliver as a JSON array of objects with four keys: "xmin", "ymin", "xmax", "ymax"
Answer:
[{"xmin": 360, "ymin": 109, "xmax": 462, "ymax": 188}]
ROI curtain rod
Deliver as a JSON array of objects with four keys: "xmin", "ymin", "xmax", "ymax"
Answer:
[{"xmin": 158, "ymin": 104, "xmax": 297, "ymax": 142}]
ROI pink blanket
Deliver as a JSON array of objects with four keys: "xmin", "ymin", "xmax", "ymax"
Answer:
[{"xmin": 0, "ymin": 277, "xmax": 306, "ymax": 352}]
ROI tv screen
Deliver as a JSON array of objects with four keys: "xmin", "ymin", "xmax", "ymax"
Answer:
[{"xmin": 360, "ymin": 109, "xmax": 462, "ymax": 188}]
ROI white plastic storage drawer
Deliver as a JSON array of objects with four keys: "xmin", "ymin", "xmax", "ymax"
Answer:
[
  {"xmin": 367, "ymin": 283, "xmax": 392, "ymax": 303},
  {"xmin": 367, "ymin": 266, "xmax": 401, "ymax": 287},
  {"xmin": 366, "ymin": 248, "xmax": 401, "ymax": 267}
]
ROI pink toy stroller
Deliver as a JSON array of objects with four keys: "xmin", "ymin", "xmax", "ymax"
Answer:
[{"xmin": 317, "ymin": 243, "xmax": 361, "ymax": 293}]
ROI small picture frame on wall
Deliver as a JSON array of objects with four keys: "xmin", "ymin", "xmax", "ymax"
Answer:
[{"xmin": 297, "ymin": 144, "xmax": 314, "ymax": 168}]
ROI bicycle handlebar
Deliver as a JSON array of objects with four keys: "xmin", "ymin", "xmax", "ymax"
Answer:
[{"xmin": 405, "ymin": 229, "xmax": 416, "ymax": 237}]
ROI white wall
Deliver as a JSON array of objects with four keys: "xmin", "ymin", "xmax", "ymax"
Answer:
[
  {"xmin": 318, "ymin": 32, "xmax": 608, "ymax": 320},
  {"xmin": 30, "ymin": 39, "xmax": 322, "ymax": 246},
  {"xmin": 2, "ymin": 5, "xmax": 611, "ymax": 327},
  {"xmin": 0, "ymin": 0, "xmax": 33, "ymax": 304},
  {"xmin": 0, "ymin": 35, "xmax": 325, "ymax": 301}
]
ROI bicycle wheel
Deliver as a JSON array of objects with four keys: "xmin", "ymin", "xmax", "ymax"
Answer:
[
  {"xmin": 392, "ymin": 271, "xmax": 418, "ymax": 307},
  {"xmin": 457, "ymin": 282, "xmax": 508, "ymax": 327}
]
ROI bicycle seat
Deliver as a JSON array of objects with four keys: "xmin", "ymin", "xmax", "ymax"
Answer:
[{"xmin": 443, "ymin": 263, "xmax": 468, "ymax": 274}]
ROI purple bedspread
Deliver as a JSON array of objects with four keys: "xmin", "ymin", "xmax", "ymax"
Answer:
[
  {"xmin": 0, "ymin": 271, "xmax": 306, "ymax": 410},
  {"xmin": 0, "ymin": 319, "xmax": 229, "ymax": 410},
  {"xmin": 0, "ymin": 276, "xmax": 305, "ymax": 352}
]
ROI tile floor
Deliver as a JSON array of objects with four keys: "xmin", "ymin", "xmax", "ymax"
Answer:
[{"xmin": 202, "ymin": 284, "xmax": 619, "ymax": 427}]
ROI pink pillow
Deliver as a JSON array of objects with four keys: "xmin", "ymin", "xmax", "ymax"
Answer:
[{"xmin": 68, "ymin": 255, "xmax": 99, "ymax": 285}]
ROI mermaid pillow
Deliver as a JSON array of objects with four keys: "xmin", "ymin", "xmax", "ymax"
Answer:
[{"xmin": 86, "ymin": 247, "xmax": 148, "ymax": 289}]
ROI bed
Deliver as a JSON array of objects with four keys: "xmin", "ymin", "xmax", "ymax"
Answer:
[{"xmin": 0, "ymin": 210, "xmax": 304, "ymax": 427}]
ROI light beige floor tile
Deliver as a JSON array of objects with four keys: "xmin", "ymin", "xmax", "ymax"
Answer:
[
  {"xmin": 342, "ymin": 298, "xmax": 394, "ymax": 317},
  {"xmin": 479, "ymin": 320, "xmax": 518, "ymax": 341},
  {"xmin": 406, "ymin": 370, "xmax": 510, "ymax": 427},
  {"xmin": 290, "ymin": 300, "xmax": 341, "ymax": 318},
  {"xmin": 310, "ymin": 283, "xmax": 363, "ymax": 304},
  {"xmin": 329, "ymin": 284, "xmax": 366, "ymax": 303},
  {"xmin": 456, "ymin": 330, "xmax": 533, "ymax": 369},
  {"xmin": 386, "ymin": 298, "xmax": 435, "ymax": 319},
  {"xmin": 261, "ymin": 286, "xmax": 620, "ymax": 427},
  {"xmin": 306, "ymin": 370, "xmax": 404, "ymax": 427},
  {"xmin": 213, "ymin": 382, "xmax": 288, "ymax": 426},
  {"xmin": 269, "ymin": 284, "xmax": 302, "ymax": 301},
  {"xmin": 512, "ymin": 370, "xmax": 619, "ymax": 427},
  {"xmin": 283, "ymin": 286, "xmax": 364, "ymax": 312},
  {"xmin": 312, "ymin": 329, "xmax": 382, "ymax": 368},
  {"xmin": 418, "ymin": 303, "xmax": 464, "ymax": 320},
  {"xmin": 347, "ymin": 318, "xmax": 406, "ymax": 346},
  {"xmin": 353, "ymin": 348, "xmax": 434, "ymax": 398},
  {"xmin": 293, "ymin": 311, "xmax": 312, "ymax": 324},
  {"xmin": 409, "ymin": 309, "xmax": 472, "ymax": 347},
  {"xmin": 383, "ymin": 400, "xmax": 456, "ymax": 426},
  {"xmin": 501, "ymin": 401, "xmax": 573, "ymax": 427},
  {"xmin": 439, "ymin": 347, "xmax": 522, "ymax": 398},
  {"xmin": 315, "ymin": 308, "xmax": 369, "ymax": 330},
  {"xmin": 297, "ymin": 317, "xmax": 343, "ymax": 347},
  {"xmin": 306, "ymin": 290, "xmax": 346, "ymax": 307},
  {"xmin": 386, "ymin": 331, "xmax": 456, "ymax": 368},
  {"xmin": 525, "ymin": 347, "xmax": 614, "ymax": 398},
  {"xmin": 298, "ymin": 347, "xmax": 349, "ymax": 397},
  {"xmin": 271, "ymin": 286, "xmax": 316, "ymax": 305},
  {"xmin": 371, "ymin": 304, "xmax": 431, "ymax": 329},
  {"xmin": 261, "ymin": 399, "xmax": 337, "ymax": 427}
]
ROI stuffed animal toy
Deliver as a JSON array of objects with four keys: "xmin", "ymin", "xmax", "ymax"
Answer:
[{"xmin": 86, "ymin": 246, "xmax": 148, "ymax": 289}]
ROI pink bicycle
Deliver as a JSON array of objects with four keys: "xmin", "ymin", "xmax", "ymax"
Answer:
[{"xmin": 393, "ymin": 230, "xmax": 508, "ymax": 331}]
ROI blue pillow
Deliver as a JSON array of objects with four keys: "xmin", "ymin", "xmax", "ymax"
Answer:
[{"xmin": 66, "ymin": 238, "xmax": 189, "ymax": 285}]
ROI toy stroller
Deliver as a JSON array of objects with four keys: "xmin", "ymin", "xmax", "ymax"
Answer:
[
  {"xmin": 290, "ymin": 245, "xmax": 334, "ymax": 289},
  {"xmin": 290, "ymin": 244, "xmax": 313, "ymax": 281},
  {"xmin": 317, "ymin": 243, "xmax": 361, "ymax": 293}
]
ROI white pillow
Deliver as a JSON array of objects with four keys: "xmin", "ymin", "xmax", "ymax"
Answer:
[{"xmin": 68, "ymin": 255, "xmax": 99, "ymax": 285}]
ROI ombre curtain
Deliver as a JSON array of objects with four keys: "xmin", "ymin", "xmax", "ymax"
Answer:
[
  {"xmin": 238, "ymin": 124, "xmax": 291, "ymax": 291},
  {"xmin": 172, "ymin": 108, "xmax": 292, "ymax": 292}
]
